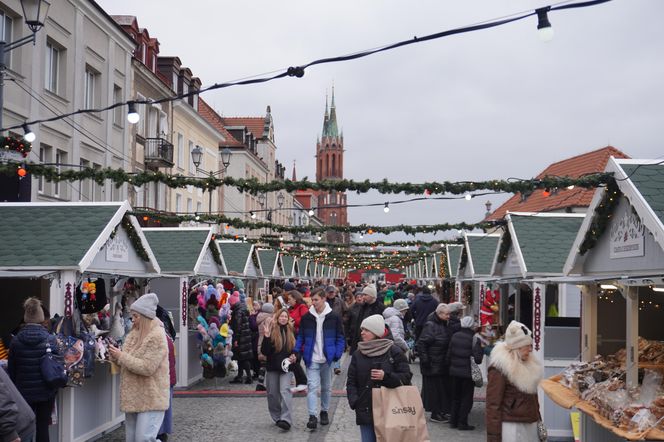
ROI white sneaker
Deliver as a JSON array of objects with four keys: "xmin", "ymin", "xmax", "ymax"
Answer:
[{"xmin": 290, "ymin": 384, "xmax": 307, "ymax": 393}]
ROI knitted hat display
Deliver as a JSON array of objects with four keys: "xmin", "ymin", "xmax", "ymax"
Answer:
[
  {"xmin": 393, "ymin": 299, "xmax": 409, "ymax": 311},
  {"xmin": 23, "ymin": 297, "xmax": 45, "ymax": 324},
  {"xmin": 205, "ymin": 285, "xmax": 218, "ymax": 302},
  {"xmin": 460, "ymin": 316, "xmax": 474, "ymax": 328},
  {"xmin": 362, "ymin": 284, "xmax": 377, "ymax": 299},
  {"xmin": 229, "ymin": 293, "xmax": 240, "ymax": 307},
  {"xmin": 130, "ymin": 293, "xmax": 159, "ymax": 319},
  {"xmin": 504, "ymin": 320, "xmax": 533, "ymax": 350},
  {"xmin": 360, "ymin": 314, "xmax": 385, "ymax": 338},
  {"xmin": 219, "ymin": 323, "xmax": 229, "ymax": 337}
]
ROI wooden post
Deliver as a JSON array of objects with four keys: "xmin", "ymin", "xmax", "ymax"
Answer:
[{"xmin": 580, "ymin": 285, "xmax": 598, "ymax": 362}]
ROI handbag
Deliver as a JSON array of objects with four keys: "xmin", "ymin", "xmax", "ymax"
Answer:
[
  {"xmin": 41, "ymin": 342, "xmax": 68, "ymax": 389},
  {"xmin": 372, "ymin": 385, "xmax": 430, "ymax": 442},
  {"xmin": 470, "ymin": 356, "xmax": 483, "ymax": 388},
  {"xmin": 537, "ymin": 420, "xmax": 548, "ymax": 441}
]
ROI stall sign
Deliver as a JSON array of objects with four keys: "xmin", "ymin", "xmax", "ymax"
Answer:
[
  {"xmin": 105, "ymin": 236, "xmax": 129, "ymax": 262},
  {"xmin": 610, "ymin": 209, "xmax": 645, "ymax": 259},
  {"xmin": 0, "ymin": 150, "xmax": 22, "ymax": 162}
]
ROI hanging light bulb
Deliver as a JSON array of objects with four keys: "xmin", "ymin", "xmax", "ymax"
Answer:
[
  {"xmin": 279, "ymin": 235, "xmax": 284, "ymax": 241},
  {"xmin": 243, "ymin": 235, "xmax": 248, "ymax": 241},
  {"xmin": 317, "ymin": 234, "xmax": 322, "ymax": 241},
  {"xmin": 542, "ymin": 188, "xmax": 551, "ymax": 198},
  {"xmin": 383, "ymin": 202, "xmax": 390, "ymax": 213},
  {"xmin": 22, "ymin": 124, "xmax": 36, "ymax": 142},
  {"xmin": 464, "ymin": 193, "xmax": 472, "ymax": 201},
  {"xmin": 536, "ymin": 7, "xmax": 554, "ymax": 42},
  {"xmin": 127, "ymin": 101, "xmax": 140, "ymax": 124},
  {"xmin": 359, "ymin": 232, "xmax": 364, "ymax": 239},
  {"xmin": 308, "ymin": 208, "xmax": 315, "ymax": 216},
  {"xmin": 250, "ymin": 211, "xmax": 256, "ymax": 219}
]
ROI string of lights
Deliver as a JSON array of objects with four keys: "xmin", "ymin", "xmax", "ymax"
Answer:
[{"xmin": 2, "ymin": 0, "xmax": 612, "ymax": 133}]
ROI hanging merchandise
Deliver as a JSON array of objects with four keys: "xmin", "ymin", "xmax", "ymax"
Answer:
[{"xmin": 76, "ymin": 279, "xmax": 108, "ymax": 314}]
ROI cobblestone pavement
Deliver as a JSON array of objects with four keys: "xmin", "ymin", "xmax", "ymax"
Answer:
[{"xmin": 98, "ymin": 353, "xmax": 486, "ymax": 441}]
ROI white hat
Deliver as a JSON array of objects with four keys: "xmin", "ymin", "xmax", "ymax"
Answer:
[
  {"xmin": 362, "ymin": 284, "xmax": 377, "ymax": 299},
  {"xmin": 130, "ymin": 292, "xmax": 159, "ymax": 319},
  {"xmin": 460, "ymin": 316, "xmax": 474, "ymax": 328},
  {"xmin": 393, "ymin": 299, "xmax": 409, "ymax": 311},
  {"xmin": 360, "ymin": 314, "xmax": 385, "ymax": 338},
  {"xmin": 504, "ymin": 320, "xmax": 533, "ymax": 350}
]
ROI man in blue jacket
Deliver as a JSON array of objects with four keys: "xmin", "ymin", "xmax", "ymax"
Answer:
[{"xmin": 295, "ymin": 289, "xmax": 345, "ymax": 430}]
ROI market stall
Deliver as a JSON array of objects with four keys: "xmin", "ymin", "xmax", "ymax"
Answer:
[
  {"xmin": 489, "ymin": 211, "xmax": 586, "ymax": 439},
  {"xmin": 217, "ymin": 241, "xmax": 263, "ymax": 298},
  {"xmin": 548, "ymin": 158, "xmax": 664, "ymax": 440},
  {"xmin": 0, "ymin": 201, "xmax": 161, "ymax": 442},
  {"xmin": 281, "ymin": 255, "xmax": 299, "ymax": 278},
  {"xmin": 455, "ymin": 232, "xmax": 500, "ymax": 318},
  {"xmin": 142, "ymin": 227, "xmax": 226, "ymax": 387},
  {"xmin": 257, "ymin": 248, "xmax": 283, "ymax": 300}
]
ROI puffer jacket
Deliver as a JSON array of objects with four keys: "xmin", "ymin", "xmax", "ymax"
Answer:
[
  {"xmin": 294, "ymin": 305, "xmax": 345, "ymax": 367},
  {"xmin": 289, "ymin": 302, "xmax": 309, "ymax": 333},
  {"xmin": 446, "ymin": 328, "xmax": 483, "ymax": 378},
  {"xmin": 118, "ymin": 318, "xmax": 169, "ymax": 413},
  {"xmin": 7, "ymin": 324, "xmax": 58, "ymax": 403},
  {"xmin": 412, "ymin": 293, "xmax": 437, "ymax": 327},
  {"xmin": 346, "ymin": 342, "xmax": 412, "ymax": 425},
  {"xmin": 383, "ymin": 308, "xmax": 408, "ymax": 353},
  {"xmin": 230, "ymin": 303, "xmax": 253, "ymax": 361},
  {"xmin": 416, "ymin": 314, "xmax": 449, "ymax": 376},
  {"xmin": 486, "ymin": 342, "xmax": 543, "ymax": 442},
  {"xmin": 350, "ymin": 301, "xmax": 385, "ymax": 352}
]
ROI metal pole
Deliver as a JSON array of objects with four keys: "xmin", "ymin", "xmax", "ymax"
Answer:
[{"xmin": 0, "ymin": 41, "xmax": 6, "ymax": 134}]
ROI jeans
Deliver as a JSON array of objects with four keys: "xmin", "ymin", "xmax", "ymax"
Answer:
[
  {"xmin": 158, "ymin": 387, "xmax": 173, "ymax": 435},
  {"xmin": 265, "ymin": 371, "xmax": 294, "ymax": 424},
  {"xmin": 359, "ymin": 424, "xmax": 377, "ymax": 442},
  {"xmin": 125, "ymin": 410, "xmax": 165, "ymax": 442},
  {"xmin": 306, "ymin": 361, "xmax": 332, "ymax": 415}
]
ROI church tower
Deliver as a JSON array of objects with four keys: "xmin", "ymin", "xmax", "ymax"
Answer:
[{"xmin": 315, "ymin": 88, "xmax": 348, "ymax": 243}]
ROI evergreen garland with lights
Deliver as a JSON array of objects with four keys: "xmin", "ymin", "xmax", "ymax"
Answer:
[
  {"xmin": 209, "ymin": 239, "xmax": 222, "ymax": 266},
  {"xmin": 1, "ymin": 136, "xmax": 31, "ymax": 158},
  {"xmin": 496, "ymin": 229, "xmax": 512, "ymax": 263},
  {"xmin": 578, "ymin": 179, "xmax": 622, "ymax": 255}
]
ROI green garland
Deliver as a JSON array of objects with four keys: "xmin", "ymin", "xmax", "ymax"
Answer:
[
  {"xmin": 459, "ymin": 247, "xmax": 468, "ymax": 271},
  {"xmin": 496, "ymin": 228, "xmax": 512, "ymax": 263},
  {"xmin": 219, "ymin": 233, "xmax": 463, "ymax": 249},
  {"xmin": 1, "ymin": 136, "xmax": 31, "ymax": 158},
  {"xmin": 132, "ymin": 210, "xmax": 489, "ymax": 235},
  {"xmin": 578, "ymin": 179, "xmax": 622, "ymax": 255},
  {"xmin": 0, "ymin": 162, "xmax": 613, "ymax": 195},
  {"xmin": 120, "ymin": 216, "xmax": 150, "ymax": 262},
  {"xmin": 208, "ymin": 239, "xmax": 222, "ymax": 266}
]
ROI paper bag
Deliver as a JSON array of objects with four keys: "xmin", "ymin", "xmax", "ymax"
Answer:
[{"xmin": 372, "ymin": 385, "xmax": 430, "ymax": 442}]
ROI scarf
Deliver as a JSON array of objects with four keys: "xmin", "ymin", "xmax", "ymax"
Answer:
[{"xmin": 358, "ymin": 338, "xmax": 393, "ymax": 357}]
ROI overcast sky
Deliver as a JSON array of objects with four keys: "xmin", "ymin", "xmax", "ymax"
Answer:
[{"xmin": 99, "ymin": 0, "xmax": 664, "ymax": 242}]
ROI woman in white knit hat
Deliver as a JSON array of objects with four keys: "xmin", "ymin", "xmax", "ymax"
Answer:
[
  {"xmin": 346, "ymin": 314, "xmax": 412, "ymax": 442},
  {"xmin": 108, "ymin": 293, "xmax": 169, "ymax": 442},
  {"xmin": 485, "ymin": 320, "xmax": 544, "ymax": 442}
]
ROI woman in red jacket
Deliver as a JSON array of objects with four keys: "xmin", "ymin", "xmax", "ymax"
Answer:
[{"xmin": 286, "ymin": 290, "xmax": 308, "ymax": 392}]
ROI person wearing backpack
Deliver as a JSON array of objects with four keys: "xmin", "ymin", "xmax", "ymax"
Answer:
[
  {"xmin": 8, "ymin": 297, "xmax": 58, "ymax": 442},
  {"xmin": 346, "ymin": 314, "xmax": 413, "ymax": 442}
]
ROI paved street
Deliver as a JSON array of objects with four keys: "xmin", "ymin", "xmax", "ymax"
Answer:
[{"xmin": 98, "ymin": 354, "xmax": 486, "ymax": 441}]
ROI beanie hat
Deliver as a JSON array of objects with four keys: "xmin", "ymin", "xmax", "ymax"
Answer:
[
  {"xmin": 325, "ymin": 285, "xmax": 337, "ymax": 293},
  {"xmin": 460, "ymin": 316, "xmax": 474, "ymax": 329},
  {"xmin": 504, "ymin": 320, "xmax": 533, "ymax": 350},
  {"xmin": 130, "ymin": 293, "xmax": 159, "ymax": 319},
  {"xmin": 362, "ymin": 284, "xmax": 377, "ymax": 299},
  {"xmin": 360, "ymin": 314, "xmax": 385, "ymax": 338},
  {"xmin": 393, "ymin": 299, "xmax": 409, "ymax": 311},
  {"xmin": 448, "ymin": 302, "xmax": 463, "ymax": 313},
  {"xmin": 205, "ymin": 285, "xmax": 218, "ymax": 302},
  {"xmin": 229, "ymin": 293, "xmax": 240, "ymax": 307},
  {"xmin": 23, "ymin": 297, "xmax": 45, "ymax": 324},
  {"xmin": 219, "ymin": 323, "xmax": 229, "ymax": 337},
  {"xmin": 283, "ymin": 282, "xmax": 296, "ymax": 291},
  {"xmin": 261, "ymin": 302, "xmax": 274, "ymax": 314}
]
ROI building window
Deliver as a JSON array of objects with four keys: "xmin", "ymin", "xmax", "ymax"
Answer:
[
  {"xmin": 84, "ymin": 67, "xmax": 99, "ymax": 109},
  {"xmin": 175, "ymin": 193, "xmax": 182, "ymax": 213},
  {"xmin": 196, "ymin": 202, "xmax": 202, "ymax": 213},
  {"xmin": 45, "ymin": 41, "xmax": 60, "ymax": 93},
  {"xmin": 54, "ymin": 150, "xmax": 66, "ymax": 197},
  {"xmin": 79, "ymin": 158, "xmax": 91, "ymax": 201},
  {"xmin": 0, "ymin": 13, "xmax": 13, "ymax": 67},
  {"xmin": 187, "ymin": 198, "xmax": 192, "ymax": 214},
  {"xmin": 113, "ymin": 85, "xmax": 123, "ymax": 126},
  {"xmin": 177, "ymin": 133, "xmax": 184, "ymax": 168},
  {"xmin": 188, "ymin": 141, "xmax": 195, "ymax": 173},
  {"xmin": 136, "ymin": 94, "xmax": 146, "ymax": 136}
]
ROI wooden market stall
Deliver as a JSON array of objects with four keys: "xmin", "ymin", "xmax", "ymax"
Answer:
[
  {"xmin": 142, "ymin": 227, "xmax": 227, "ymax": 387},
  {"xmin": 455, "ymin": 232, "xmax": 501, "ymax": 318},
  {"xmin": 257, "ymin": 248, "xmax": 283, "ymax": 299},
  {"xmin": 217, "ymin": 241, "xmax": 263, "ymax": 298},
  {"xmin": 546, "ymin": 158, "xmax": 664, "ymax": 441},
  {"xmin": 0, "ymin": 201, "xmax": 161, "ymax": 442}
]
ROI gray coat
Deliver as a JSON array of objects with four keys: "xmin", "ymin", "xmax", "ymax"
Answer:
[
  {"xmin": 383, "ymin": 308, "xmax": 408, "ymax": 353},
  {"xmin": 0, "ymin": 366, "xmax": 36, "ymax": 442}
]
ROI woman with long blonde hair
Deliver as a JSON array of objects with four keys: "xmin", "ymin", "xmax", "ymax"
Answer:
[
  {"xmin": 108, "ymin": 293, "xmax": 169, "ymax": 442},
  {"xmin": 260, "ymin": 308, "xmax": 297, "ymax": 431}
]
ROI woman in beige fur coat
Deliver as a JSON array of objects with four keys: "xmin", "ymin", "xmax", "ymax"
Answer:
[
  {"xmin": 486, "ymin": 320, "xmax": 544, "ymax": 442},
  {"xmin": 109, "ymin": 293, "xmax": 169, "ymax": 442}
]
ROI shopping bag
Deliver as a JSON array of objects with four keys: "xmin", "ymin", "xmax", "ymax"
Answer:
[
  {"xmin": 372, "ymin": 385, "xmax": 430, "ymax": 442},
  {"xmin": 471, "ymin": 356, "xmax": 483, "ymax": 388}
]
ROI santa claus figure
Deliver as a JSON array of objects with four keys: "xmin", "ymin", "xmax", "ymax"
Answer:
[{"xmin": 480, "ymin": 287, "xmax": 499, "ymax": 326}]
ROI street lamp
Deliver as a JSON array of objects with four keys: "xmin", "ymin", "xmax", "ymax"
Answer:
[
  {"xmin": 1, "ymin": 0, "xmax": 51, "ymax": 133},
  {"xmin": 190, "ymin": 145, "xmax": 232, "ymax": 212},
  {"xmin": 277, "ymin": 192, "xmax": 285, "ymax": 208},
  {"xmin": 258, "ymin": 193, "xmax": 266, "ymax": 208}
]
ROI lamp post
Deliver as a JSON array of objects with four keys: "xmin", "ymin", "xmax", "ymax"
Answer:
[
  {"xmin": 0, "ymin": 0, "xmax": 50, "ymax": 134},
  {"xmin": 191, "ymin": 145, "xmax": 232, "ymax": 213}
]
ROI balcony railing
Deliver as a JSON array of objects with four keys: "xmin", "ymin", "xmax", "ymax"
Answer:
[{"xmin": 144, "ymin": 137, "xmax": 174, "ymax": 168}]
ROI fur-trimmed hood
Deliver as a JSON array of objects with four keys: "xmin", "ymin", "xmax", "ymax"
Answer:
[{"xmin": 489, "ymin": 341, "xmax": 543, "ymax": 394}]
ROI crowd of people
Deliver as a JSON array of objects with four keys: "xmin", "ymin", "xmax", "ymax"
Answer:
[{"xmin": 1, "ymin": 278, "xmax": 545, "ymax": 442}]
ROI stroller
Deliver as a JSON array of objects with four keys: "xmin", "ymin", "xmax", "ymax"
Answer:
[{"xmin": 404, "ymin": 320, "xmax": 417, "ymax": 363}]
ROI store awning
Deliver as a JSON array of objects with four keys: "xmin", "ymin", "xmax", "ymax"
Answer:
[{"xmin": 0, "ymin": 270, "xmax": 58, "ymax": 279}]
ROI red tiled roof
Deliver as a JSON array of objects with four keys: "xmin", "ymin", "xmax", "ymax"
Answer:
[
  {"xmin": 221, "ymin": 117, "xmax": 265, "ymax": 140},
  {"xmin": 197, "ymin": 99, "xmax": 244, "ymax": 147},
  {"xmin": 485, "ymin": 146, "xmax": 630, "ymax": 221}
]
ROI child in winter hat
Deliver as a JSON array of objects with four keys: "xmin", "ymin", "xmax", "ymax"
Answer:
[
  {"xmin": 23, "ymin": 297, "xmax": 45, "ymax": 324},
  {"xmin": 504, "ymin": 320, "xmax": 533, "ymax": 350},
  {"xmin": 130, "ymin": 293, "xmax": 159, "ymax": 319}
]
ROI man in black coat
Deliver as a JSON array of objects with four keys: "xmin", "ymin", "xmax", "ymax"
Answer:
[
  {"xmin": 417, "ymin": 303, "xmax": 451, "ymax": 422},
  {"xmin": 411, "ymin": 286, "xmax": 438, "ymax": 343},
  {"xmin": 446, "ymin": 316, "xmax": 483, "ymax": 430},
  {"xmin": 230, "ymin": 298, "xmax": 254, "ymax": 384},
  {"xmin": 349, "ymin": 285, "xmax": 385, "ymax": 354}
]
